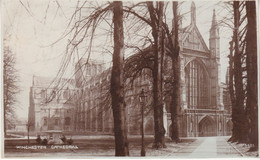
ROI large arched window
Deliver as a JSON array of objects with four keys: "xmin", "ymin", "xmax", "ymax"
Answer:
[{"xmin": 185, "ymin": 60, "xmax": 209, "ymax": 109}]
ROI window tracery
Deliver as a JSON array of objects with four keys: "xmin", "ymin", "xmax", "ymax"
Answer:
[{"xmin": 185, "ymin": 60, "xmax": 209, "ymax": 109}]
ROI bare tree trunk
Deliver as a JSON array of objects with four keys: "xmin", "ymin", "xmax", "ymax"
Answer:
[
  {"xmin": 110, "ymin": 1, "xmax": 129, "ymax": 156},
  {"xmin": 4, "ymin": 98, "xmax": 7, "ymax": 137},
  {"xmin": 27, "ymin": 124, "xmax": 30, "ymax": 144},
  {"xmin": 232, "ymin": 1, "xmax": 248, "ymax": 143},
  {"xmin": 147, "ymin": 1, "xmax": 166, "ymax": 148},
  {"xmin": 4, "ymin": 81, "xmax": 7, "ymax": 137},
  {"xmin": 170, "ymin": 1, "xmax": 180, "ymax": 142},
  {"xmin": 228, "ymin": 40, "xmax": 238, "ymax": 142},
  {"xmin": 245, "ymin": 1, "xmax": 258, "ymax": 150},
  {"xmin": 3, "ymin": 48, "xmax": 7, "ymax": 138}
]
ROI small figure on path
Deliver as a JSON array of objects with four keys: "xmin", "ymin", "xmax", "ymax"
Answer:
[
  {"xmin": 60, "ymin": 135, "xmax": 67, "ymax": 144},
  {"xmin": 67, "ymin": 136, "xmax": 73, "ymax": 145},
  {"xmin": 41, "ymin": 137, "xmax": 48, "ymax": 145},
  {"xmin": 36, "ymin": 135, "xmax": 41, "ymax": 144}
]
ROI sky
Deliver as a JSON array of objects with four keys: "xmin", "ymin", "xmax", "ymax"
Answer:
[{"xmin": 2, "ymin": 0, "xmax": 233, "ymax": 121}]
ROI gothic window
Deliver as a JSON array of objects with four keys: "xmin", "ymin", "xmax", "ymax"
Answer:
[
  {"xmin": 87, "ymin": 64, "xmax": 91, "ymax": 75},
  {"xmin": 86, "ymin": 108, "xmax": 91, "ymax": 130},
  {"xmin": 34, "ymin": 89, "xmax": 43, "ymax": 99},
  {"xmin": 43, "ymin": 117, "xmax": 47, "ymax": 126},
  {"xmin": 97, "ymin": 65, "xmax": 101, "ymax": 73},
  {"xmin": 185, "ymin": 60, "xmax": 209, "ymax": 109},
  {"xmin": 93, "ymin": 65, "xmax": 97, "ymax": 75},
  {"xmin": 52, "ymin": 90, "xmax": 56, "ymax": 99},
  {"xmin": 55, "ymin": 109, "xmax": 59, "ymax": 114},
  {"xmin": 91, "ymin": 101, "xmax": 97, "ymax": 131},
  {"xmin": 97, "ymin": 105, "xmax": 103, "ymax": 132},
  {"xmin": 219, "ymin": 122, "xmax": 222, "ymax": 131},
  {"xmin": 190, "ymin": 115, "xmax": 193, "ymax": 132},
  {"xmin": 63, "ymin": 89, "xmax": 70, "ymax": 99},
  {"xmin": 54, "ymin": 118, "xmax": 59, "ymax": 125},
  {"xmin": 41, "ymin": 89, "xmax": 46, "ymax": 99},
  {"xmin": 65, "ymin": 117, "xmax": 71, "ymax": 125}
]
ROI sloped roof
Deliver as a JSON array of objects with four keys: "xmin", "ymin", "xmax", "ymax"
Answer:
[
  {"xmin": 181, "ymin": 24, "xmax": 210, "ymax": 53},
  {"xmin": 32, "ymin": 75, "xmax": 75, "ymax": 89},
  {"xmin": 77, "ymin": 58, "xmax": 105, "ymax": 66}
]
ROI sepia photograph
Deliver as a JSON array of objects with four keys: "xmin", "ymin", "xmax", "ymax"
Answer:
[{"xmin": 1, "ymin": 0, "xmax": 259, "ymax": 158}]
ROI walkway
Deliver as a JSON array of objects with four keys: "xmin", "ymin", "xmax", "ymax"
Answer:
[
  {"xmin": 173, "ymin": 136, "xmax": 242, "ymax": 158},
  {"xmin": 188, "ymin": 137, "xmax": 217, "ymax": 157}
]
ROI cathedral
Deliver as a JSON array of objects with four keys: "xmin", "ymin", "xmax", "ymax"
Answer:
[
  {"xmin": 28, "ymin": 2, "xmax": 232, "ymax": 137},
  {"xmin": 167, "ymin": 2, "xmax": 231, "ymax": 137}
]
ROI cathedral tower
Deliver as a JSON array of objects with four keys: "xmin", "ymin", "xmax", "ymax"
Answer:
[
  {"xmin": 191, "ymin": 1, "xmax": 196, "ymax": 25},
  {"xmin": 209, "ymin": 10, "xmax": 222, "ymax": 109},
  {"xmin": 209, "ymin": 9, "xmax": 220, "ymax": 59}
]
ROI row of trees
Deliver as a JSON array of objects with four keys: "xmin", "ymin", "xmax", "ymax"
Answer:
[
  {"xmin": 40, "ymin": 1, "xmax": 183, "ymax": 155},
  {"xmin": 227, "ymin": 1, "xmax": 258, "ymax": 151},
  {"xmin": 3, "ymin": 38, "xmax": 20, "ymax": 137},
  {"xmin": 111, "ymin": 0, "xmax": 259, "ymax": 154},
  {"xmin": 110, "ymin": 1, "xmax": 181, "ymax": 155},
  {"xmin": 29, "ymin": 1, "xmax": 181, "ymax": 155}
]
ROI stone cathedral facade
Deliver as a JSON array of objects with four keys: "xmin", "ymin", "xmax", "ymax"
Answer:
[
  {"xmin": 29, "ymin": 2, "xmax": 232, "ymax": 137},
  {"xmin": 170, "ymin": 2, "xmax": 230, "ymax": 137}
]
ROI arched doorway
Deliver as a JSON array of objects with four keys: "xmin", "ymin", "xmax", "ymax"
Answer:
[{"xmin": 199, "ymin": 116, "xmax": 216, "ymax": 137}]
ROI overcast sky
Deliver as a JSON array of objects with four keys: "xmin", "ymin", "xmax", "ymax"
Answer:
[{"xmin": 2, "ymin": 0, "xmax": 232, "ymax": 121}]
